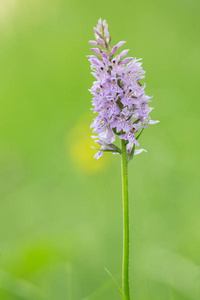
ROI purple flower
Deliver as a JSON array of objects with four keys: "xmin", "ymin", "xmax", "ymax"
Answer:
[
  {"xmin": 119, "ymin": 128, "xmax": 140, "ymax": 153},
  {"xmin": 88, "ymin": 19, "xmax": 159, "ymax": 159},
  {"xmin": 92, "ymin": 137, "xmax": 114, "ymax": 159},
  {"xmin": 111, "ymin": 108, "xmax": 131, "ymax": 133}
]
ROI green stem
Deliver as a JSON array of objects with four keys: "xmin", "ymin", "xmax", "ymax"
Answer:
[{"xmin": 121, "ymin": 140, "xmax": 130, "ymax": 300}]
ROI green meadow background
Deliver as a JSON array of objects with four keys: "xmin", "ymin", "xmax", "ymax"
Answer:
[{"xmin": 0, "ymin": 0, "xmax": 200, "ymax": 299}]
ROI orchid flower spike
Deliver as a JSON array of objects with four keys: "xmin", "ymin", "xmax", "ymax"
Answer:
[{"xmin": 88, "ymin": 19, "xmax": 159, "ymax": 160}]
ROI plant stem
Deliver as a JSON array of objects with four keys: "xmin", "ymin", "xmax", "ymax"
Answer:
[{"xmin": 121, "ymin": 140, "xmax": 130, "ymax": 300}]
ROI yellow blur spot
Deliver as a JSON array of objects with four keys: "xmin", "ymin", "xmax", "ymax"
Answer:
[{"xmin": 67, "ymin": 114, "xmax": 109, "ymax": 173}]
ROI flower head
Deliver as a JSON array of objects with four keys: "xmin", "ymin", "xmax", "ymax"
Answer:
[{"xmin": 88, "ymin": 19, "xmax": 159, "ymax": 160}]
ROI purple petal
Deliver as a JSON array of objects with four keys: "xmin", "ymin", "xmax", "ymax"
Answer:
[
  {"xmin": 98, "ymin": 38, "xmax": 106, "ymax": 47},
  {"xmin": 93, "ymin": 27, "xmax": 102, "ymax": 36},
  {"xmin": 119, "ymin": 57, "xmax": 133, "ymax": 64},
  {"xmin": 119, "ymin": 49, "xmax": 129, "ymax": 59},
  {"xmin": 116, "ymin": 41, "xmax": 127, "ymax": 48},
  {"xmin": 89, "ymin": 40, "xmax": 98, "ymax": 46},
  {"xmin": 104, "ymin": 29, "xmax": 110, "ymax": 37},
  {"xmin": 110, "ymin": 45, "xmax": 118, "ymax": 56},
  {"xmin": 94, "ymin": 151, "xmax": 104, "ymax": 159},
  {"xmin": 90, "ymin": 48, "xmax": 102, "ymax": 55}
]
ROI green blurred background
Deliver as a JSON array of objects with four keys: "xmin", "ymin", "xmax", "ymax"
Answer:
[{"xmin": 0, "ymin": 0, "xmax": 200, "ymax": 299}]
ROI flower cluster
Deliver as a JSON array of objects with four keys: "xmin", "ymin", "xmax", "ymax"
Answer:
[{"xmin": 88, "ymin": 19, "xmax": 159, "ymax": 159}]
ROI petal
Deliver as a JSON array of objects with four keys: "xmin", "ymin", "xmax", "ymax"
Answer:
[
  {"xmin": 94, "ymin": 151, "xmax": 104, "ymax": 159},
  {"xmin": 89, "ymin": 40, "xmax": 98, "ymax": 46},
  {"xmin": 119, "ymin": 57, "xmax": 133, "ymax": 64},
  {"xmin": 97, "ymin": 38, "xmax": 106, "ymax": 47},
  {"xmin": 90, "ymin": 48, "xmax": 102, "ymax": 55},
  {"xmin": 127, "ymin": 141, "xmax": 134, "ymax": 153},
  {"xmin": 110, "ymin": 45, "xmax": 118, "ymax": 56},
  {"xmin": 149, "ymin": 120, "xmax": 160, "ymax": 124},
  {"xmin": 134, "ymin": 149, "xmax": 147, "ymax": 155},
  {"xmin": 116, "ymin": 41, "xmax": 127, "ymax": 48},
  {"xmin": 119, "ymin": 49, "xmax": 129, "ymax": 59}
]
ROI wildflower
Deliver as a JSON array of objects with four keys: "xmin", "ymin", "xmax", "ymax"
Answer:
[
  {"xmin": 87, "ymin": 19, "xmax": 160, "ymax": 300},
  {"xmin": 88, "ymin": 18, "xmax": 159, "ymax": 159}
]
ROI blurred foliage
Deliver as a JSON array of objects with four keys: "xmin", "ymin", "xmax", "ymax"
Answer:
[{"xmin": 0, "ymin": 0, "xmax": 200, "ymax": 299}]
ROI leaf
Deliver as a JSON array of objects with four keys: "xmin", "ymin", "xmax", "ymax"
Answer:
[
  {"xmin": 112, "ymin": 127, "xmax": 125, "ymax": 136},
  {"xmin": 92, "ymin": 146, "xmax": 121, "ymax": 154},
  {"xmin": 91, "ymin": 147, "xmax": 118, "ymax": 153},
  {"xmin": 136, "ymin": 128, "xmax": 144, "ymax": 140},
  {"xmin": 116, "ymin": 98, "xmax": 123, "ymax": 110},
  {"xmin": 0, "ymin": 269, "xmax": 46, "ymax": 300},
  {"xmin": 128, "ymin": 144, "xmax": 135, "ymax": 162},
  {"xmin": 128, "ymin": 129, "xmax": 144, "ymax": 162},
  {"xmin": 108, "ymin": 144, "xmax": 122, "ymax": 154},
  {"xmin": 104, "ymin": 267, "xmax": 125, "ymax": 299}
]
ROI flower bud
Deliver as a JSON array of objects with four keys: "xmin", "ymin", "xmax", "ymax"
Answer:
[
  {"xmin": 89, "ymin": 40, "xmax": 98, "ymax": 46},
  {"xmin": 110, "ymin": 45, "xmax": 118, "ymax": 56},
  {"xmin": 90, "ymin": 48, "xmax": 102, "ymax": 56},
  {"xmin": 97, "ymin": 38, "xmax": 106, "ymax": 47},
  {"xmin": 116, "ymin": 41, "xmax": 126, "ymax": 48},
  {"xmin": 119, "ymin": 49, "xmax": 130, "ymax": 59}
]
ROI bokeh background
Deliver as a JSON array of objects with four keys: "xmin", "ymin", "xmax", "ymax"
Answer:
[{"xmin": 0, "ymin": 0, "xmax": 200, "ymax": 299}]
